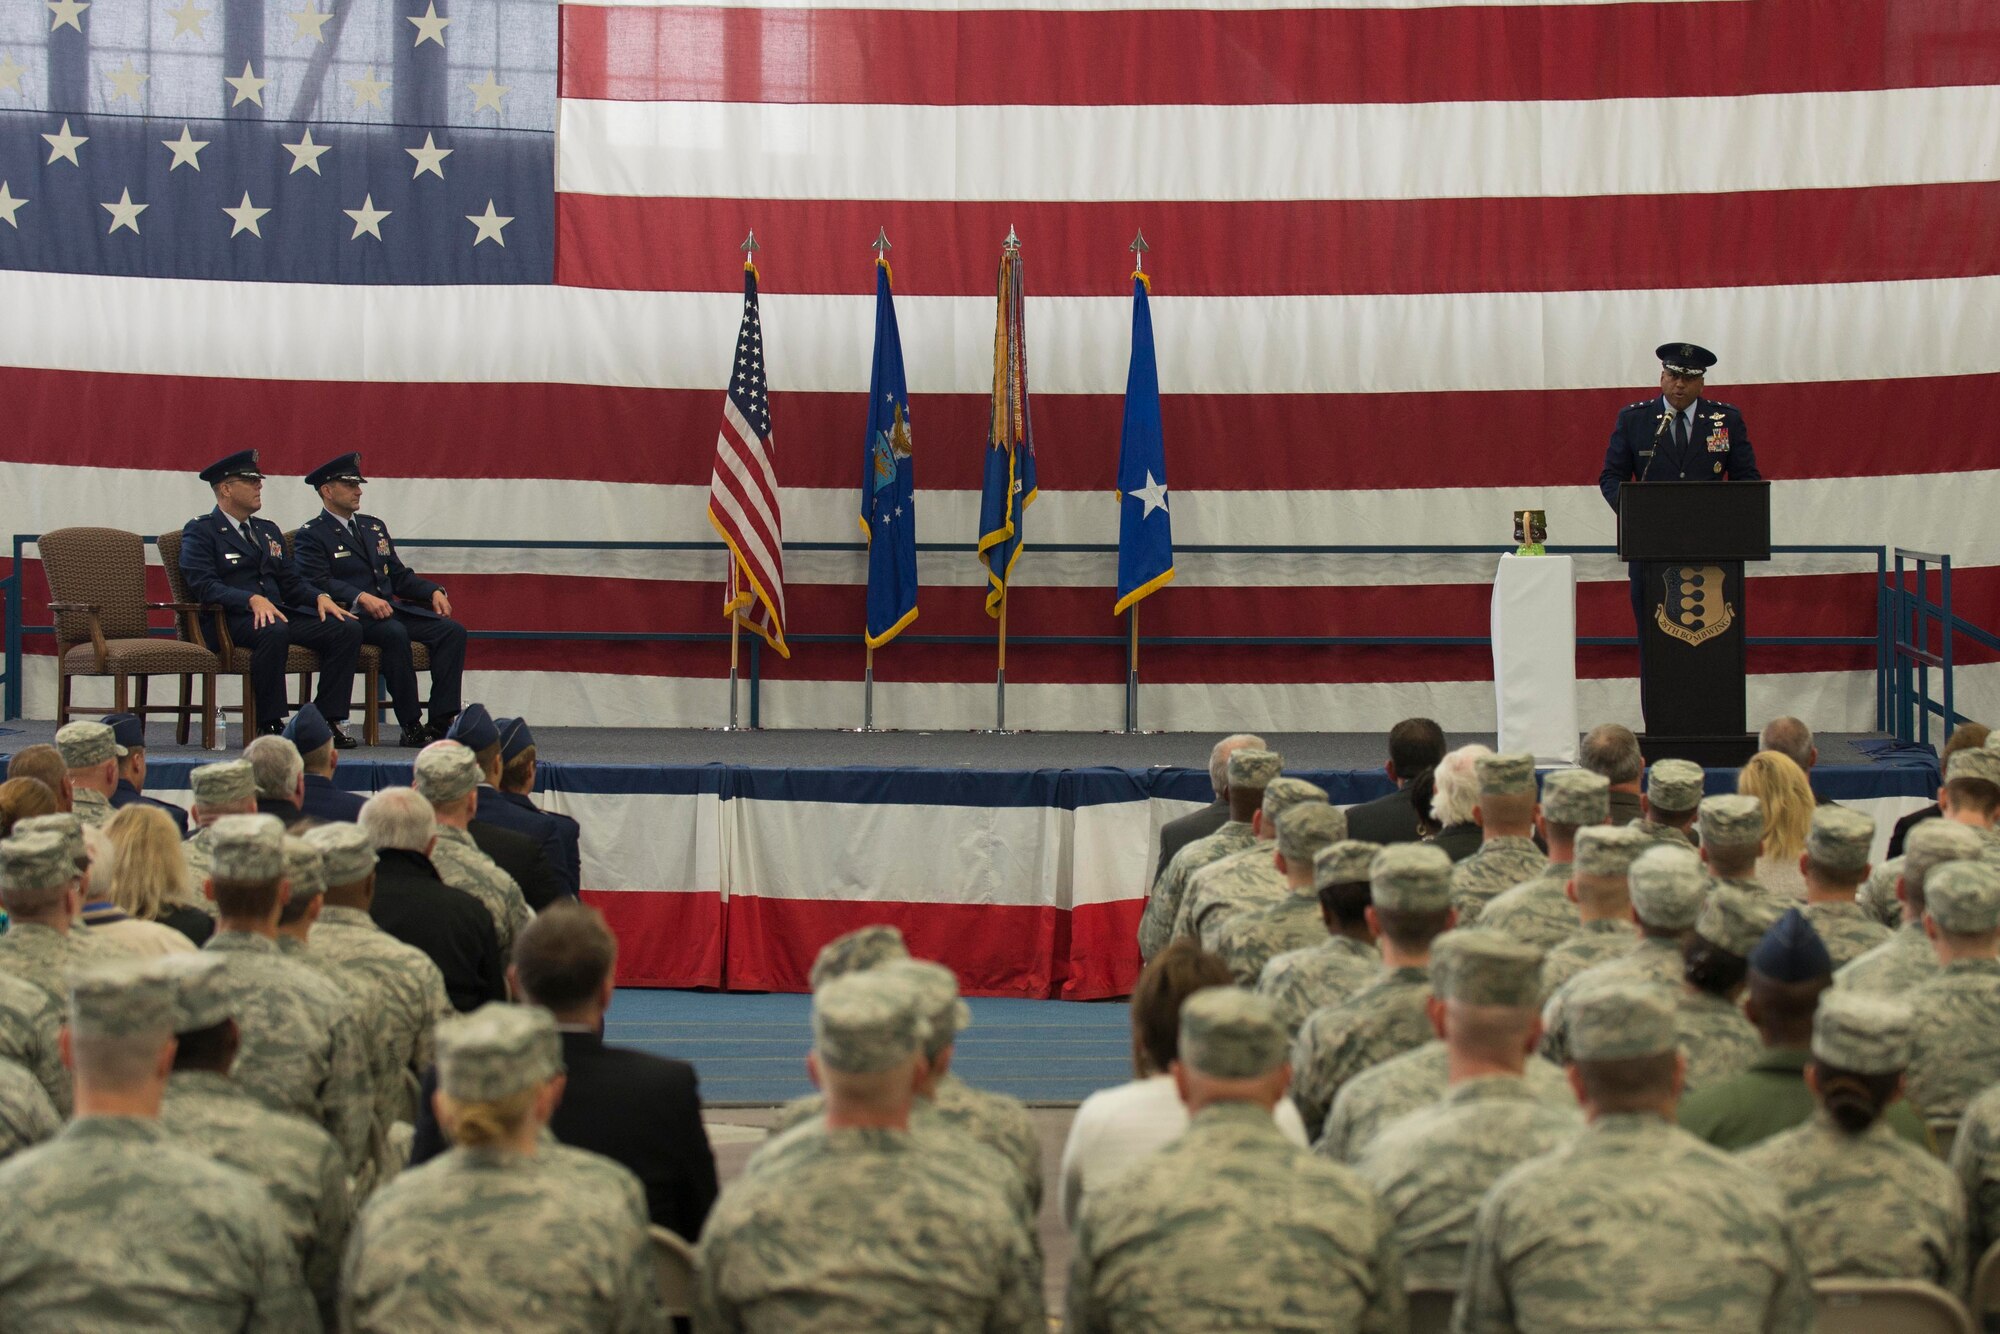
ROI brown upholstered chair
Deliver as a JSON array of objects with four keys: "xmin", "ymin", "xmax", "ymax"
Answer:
[
  {"xmin": 282, "ymin": 530, "xmax": 431, "ymax": 746},
  {"xmin": 156, "ymin": 528, "xmax": 321, "ymax": 740},
  {"xmin": 40, "ymin": 526, "xmax": 221, "ymax": 746}
]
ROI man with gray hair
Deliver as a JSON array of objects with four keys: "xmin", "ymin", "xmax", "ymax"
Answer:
[
  {"xmin": 53, "ymin": 720, "xmax": 122, "ymax": 827},
  {"xmin": 1580, "ymin": 724, "xmax": 1645, "ymax": 827},
  {"xmin": 1212, "ymin": 804, "xmax": 1350, "ymax": 986},
  {"xmin": 243, "ymin": 734, "xmax": 308, "ymax": 828},
  {"xmin": 1840, "ymin": 820, "xmax": 1984, "ymax": 994},
  {"xmin": 1760, "ymin": 716, "xmax": 1821, "ymax": 794},
  {"xmin": 0, "ymin": 957, "xmax": 316, "ymax": 1330},
  {"xmin": 1176, "ymin": 777, "xmax": 1330, "ymax": 950},
  {"xmin": 1068, "ymin": 989, "xmax": 1405, "ymax": 1332},
  {"xmin": 1153, "ymin": 733, "xmax": 1265, "ymax": 884},
  {"xmin": 357, "ymin": 787, "xmax": 506, "ymax": 1012},
  {"xmin": 183, "ymin": 759, "xmax": 259, "ymax": 885},
  {"xmin": 697, "ymin": 970, "xmax": 1044, "ymax": 1332},
  {"xmin": 1424, "ymin": 741, "xmax": 1490, "ymax": 861},
  {"xmin": 1449, "ymin": 752, "xmax": 1545, "ymax": 925},
  {"xmin": 1140, "ymin": 749, "xmax": 1279, "ymax": 960},
  {"xmin": 411, "ymin": 740, "xmax": 532, "ymax": 953}
]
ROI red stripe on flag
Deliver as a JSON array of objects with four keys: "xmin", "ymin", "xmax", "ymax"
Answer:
[
  {"xmin": 554, "ymin": 186, "xmax": 2000, "ymax": 298},
  {"xmin": 560, "ymin": 0, "xmax": 2000, "ymax": 106}
]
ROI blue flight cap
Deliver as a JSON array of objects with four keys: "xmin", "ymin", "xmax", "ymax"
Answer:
[
  {"xmin": 1656, "ymin": 342, "xmax": 1717, "ymax": 377},
  {"xmin": 283, "ymin": 702, "xmax": 333, "ymax": 754},
  {"xmin": 496, "ymin": 716, "xmax": 535, "ymax": 763},
  {"xmin": 98, "ymin": 713, "xmax": 145, "ymax": 752},
  {"xmin": 1747, "ymin": 907, "xmax": 1834, "ymax": 983},
  {"xmin": 446, "ymin": 703, "xmax": 499, "ymax": 753},
  {"xmin": 198, "ymin": 450, "xmax": 263, "ymax": 484},
  {"xmin": 304, "ymin": 453, "xmax": 366, "ymax": 489}
]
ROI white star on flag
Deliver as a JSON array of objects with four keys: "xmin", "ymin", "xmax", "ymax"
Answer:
[
  {"xmin": 0, "ymin": 183, "xmax": 26, "ymax": 228},
  {"xmin": 161, "ymin": 125, "xmax": 208, "ymax": 170},
  {"xmin": 45, "ymin": 0, "xmax": 87, "ymax": 33},
  {"xmin": 288, "ymin": 5, "xmax": 331, "ymax": 42},
  {"xmin": 101, "ymin": 188, "xmax": 147, "ymax": 235},
  {"xmin": 222, "ymin": 192, "xmax": 269, "ymax": 238},
  {"xmin": 282, "ymin": 128, "xmax": 331, "ymax": 175},
  {"xmin": 0, "ymin": 54, "xmax": 24, "ymax": 92},
  {"xmin": 465, "ymin": 200, "xmax": 511, "ymax": 247},
  {"xmin": 1127, "ymin": 471, "xmax": 1170, "ymax": 519},
  {"xmin": 346, "ymin": 67, "xmax": 389, "ymax": 108},
  {"xmin": 104, "ymin": 58, "xmax": 148, "ymax": 102},
  {"xmin": 467, "ymin": 69, "xmax": 508, "ymax": 114},
  {"xmin": 225, "ymin": 61, "xmax": 268, "ymax": 106},
  {"xmin": 164, "ymin": 0, "xmax": 209, "ymax": 38},
  {"xmin": 344, "ymin": 194, "xmax": 390, "ymax": 240},
  {"xmin": 42, "ymin": 119, "xmax": 87, "ymax": 166},
  {"xmin": 406, "ymin": 132, "xmax": 453, "ymax": 179},
  {"xmin": 407, "ymin": 2, "xmax": 450, "ymax": 46}
]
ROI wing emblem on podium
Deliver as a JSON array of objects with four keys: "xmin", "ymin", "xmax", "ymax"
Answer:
[{"xmin": 1656, "ymin": 565, "xmax": 1734, "ymax": 646}]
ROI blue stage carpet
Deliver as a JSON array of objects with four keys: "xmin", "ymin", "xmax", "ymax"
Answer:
[{"xmin": 607, "ymin": 989, "xmax": 1133, "ymax": 1106}]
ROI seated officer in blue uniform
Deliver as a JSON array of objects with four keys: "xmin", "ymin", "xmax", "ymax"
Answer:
[
  {"xmin": 490, "ymin": 715, "xmax": 582, "ymax": 898},
  {"xmin": 284, "ymin": 704, "xmax": 367, "ymax": 824},
  {"xmin": 178, "ymin": 450, "xmax": 364, "ymax": 743},
  {"xmin": 1598, "ymin": 342, "xmax": 1762, "ymax": 721},
  {"xmin": 98, "ymin": 712, "xmax": 189, "ymax": 835},
  {"xmin": 292, "ymin": 453, "xmax": 468, "ymax": 749}
]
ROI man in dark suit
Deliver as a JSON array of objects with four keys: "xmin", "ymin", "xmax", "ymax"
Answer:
[
  {"xmin": 178, "ymin": 450, "xmax": 364, "ymax": 742},
  {"xmin": 409, "ymin": 902, "xmax": 719, "ymax": 1242},
  {"xmin": 357, "ymin": 786, "xmax": 506, "ymax": 1011},
  {"xmin": 1153, "ymin": 733, "xmax": 1264, "ymax": 885},
  {"xmin": 488, "ymin": 716, "xmax": 582, "ymax": 898},
  {"xmin": 444, "ymin": 705, "xmax": 565, "ymax": 911},
  {"xmin": 283, "ymin": 705, "xmax": 367, "ymax": 824},
  {"xmin": 292, "ymin": 453, "xmax": 468, "ymax": 748},
  {"xmin": 1342, "ymin": 718, "xmax": 1447, "ymax": 846},
  {"xmin": 98, "ymin": 713, "xmax": 189, "ymax": 835}
]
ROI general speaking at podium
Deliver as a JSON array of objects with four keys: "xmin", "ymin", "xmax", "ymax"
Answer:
[{"xmin": 1599, "ymin": 343, "xmax": 1763, "ymax": 731}]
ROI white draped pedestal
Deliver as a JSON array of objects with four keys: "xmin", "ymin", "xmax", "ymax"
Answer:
[{"xmin": 1492, "ymin": 553, "xmax": 1579, "ymax": 764}]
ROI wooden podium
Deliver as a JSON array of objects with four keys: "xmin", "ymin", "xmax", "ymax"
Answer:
[{"xmin": 1617, "ymin": 481, "xmax": 1771, "ymax": 767}]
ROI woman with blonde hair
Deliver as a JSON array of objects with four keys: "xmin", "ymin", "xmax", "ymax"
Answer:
[
  {"xmin": 101, "ymin": 805, "xmax": 212, "ymax": 946},
  {"xmin": 1739, "ymin": 750, "xmax": 1815, "ymax": 899}
]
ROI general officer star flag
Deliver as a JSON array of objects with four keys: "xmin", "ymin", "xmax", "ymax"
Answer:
[
  {"xmin": 861, "ymin": 254, "xmax": 919, "ymax": 648},
  {"xmin": 1114, "ymin": 270, "xmax": 1174, "ymax": 615},
  {"xmin": 976, "ymin": 239, "xmax": 1038, "ymax": 619}
]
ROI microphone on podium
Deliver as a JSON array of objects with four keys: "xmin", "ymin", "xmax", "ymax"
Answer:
[{"xmin": 1639, "ymin": 409, "xmax": 1672, "ymax": 482}]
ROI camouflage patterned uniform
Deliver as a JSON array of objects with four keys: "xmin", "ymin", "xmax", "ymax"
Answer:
[
  {"xmin": 1256, "ymin": 937, "xmax": 1380, "ymax": 1037},
  {"xmin": 1537, "ymin": 919, "xmax": 1637, "ymax": 1003},
  {"xmin": 1628, "ymin": 818, "xmax": 1695, "ymax": 849},
  {"xmin": 1800, "ymin": 901, "xmax": 1892, "ymax": 971},
  {"xmin": 1743, "ymin": 1111, "xmax": 1965, "ymax": 1287},
  {"xmin": 203, "ymin": 931, "xmax": 377, "ymax": 1176},
  {"xmin": 428, "ymin": 825, "xmax": 533, "ymax": 954},
  {"xmin": 1069, "ymin": 1102, "xmax": 1404, "ymax": 1334},
  {"xmin": 1457, "ymin": 1112, "xmax": 1814, "ymax": 1334},
  {"xmin": 1907, "ymin": 958, "xmax": 2000, "ymax": 1121},
  {"xmin": 1353, "ymin": 1076, "xmax": 1580, "ymax": 1285},
  {"xmin": 1675, "ymin": 989, "xmax": 1761, "ymax": 1095},
  {"xmin": 308, "ymin": 904, "xmax": 453, "ymax": 1123},
  {"xmin": 0, "ymin": 921, "xmax": 123, "ymax": 1005},
  {"xmin": 1836, "ymin": 923, "xmax": 1938, "ymax": 995},
  {"xmin": 1449, "ymin": 837, "xmax": 1546, "ymax": 926},
  {"xmin": 1288, "ymin": 965, "xmax": 1432, "ymax": 1135},
  {"xmin": 1856, "ymin": 855, "xmax": 1905, "ymax": 928},
  {"xmin": 1949, "ymin": 1082, "xmax": 2000, "ymax": 1259},
  {"xmin": 159, "ymin": 1068, "xmax": 353, "ymax": 1319},
  {"xmin": 1137, "ymin": 820, "xmax": 1256, "ymax": 960},
  {"xmin": 1537, "ymin": 936, "xmax": 1685, "ymax": 1065},
  {"xmin": 1213, "ymin": 893, "xmax": 1329, "ymax": 987},
  {"xmin": 1180, "ymin": 846, "xmax": 1284, "ymax": 951},
  {"xmin": 0, "ymin": 971, "xmax": 67, "ymax": 1115},
  {"xmin": 1318, "ymin": 1041, "xmax": 1575, "ymax": 1162},
  {"xmin": 1476, "ymin": 863, "xmax": 1579, "ymax": 950},
  {"xmin": 700, "ymin": 1124, "xmax": 1044, "ymax": 1333},
  {"xmin": 183, "ymin": 823, "xmax": 218, "ymax": 885},
  {"xmin": 0, "ymin": 1056, "xmax": 58, "ymax": 1162},
  {"xmin": 69, "ymin": 785, "xmax": 112, "ymax": 828},
  {"xmin": 344, "ymin": 1141, "xmax": 663, "ymax": 1334},
  {"xmin": 0, "ymin": 1116, "xmax": 317, "ymax": 1331}
]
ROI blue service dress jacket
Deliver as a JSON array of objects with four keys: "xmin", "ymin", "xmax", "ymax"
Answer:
[
  {"xmin": 292, "ymin": 510, "xmax": 442, "ymax": 615},
  {"xmin": 1598, "ymin": 396, "xmax": 1761, "ymax": 510},
  {"xmin": 178, "ymin": 508, "xmax": 327, "ymax": 615}
]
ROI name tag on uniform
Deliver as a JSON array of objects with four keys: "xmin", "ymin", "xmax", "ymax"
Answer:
[
  {"xmin": 223, "ymin": 552, "xmax": 241, "ymax": 563},
  {"xmin": 333, "ymin": 547, "xmax": 349, "ymax": 557},
  {"xmin": 1637, "ymin": 449, "xmax": 1655, "ymax": 458}
]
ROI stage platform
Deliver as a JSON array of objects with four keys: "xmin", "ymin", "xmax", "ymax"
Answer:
[{"xmin": 0, "ymin": 724, "xmax": 1942, "ymax": 999}]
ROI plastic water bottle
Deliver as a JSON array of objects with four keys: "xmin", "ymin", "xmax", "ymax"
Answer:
[{"xmin": 209, "ymin": 717, "xmax": 229, "ymax": 752}]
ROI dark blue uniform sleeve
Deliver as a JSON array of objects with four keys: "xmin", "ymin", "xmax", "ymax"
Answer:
[
  {"xmin": 178, "ymin": 519, "xmax": 255, "ymax": 612},
  {"xmin": 1724, "ymin": 406, "xmax": 1761, "ymax": 481},
  {"xmin": 294, "ymin": 520, "xmax": 366, "ymax": 608},
  {"xmin": 271, "ymin": 528, "xmax": 327, "ymax": 610},
  {"xmin": 1599, "ymin": 411, "xmax": 1638, "ymax": 510},
  {"xmin": 381, "ymin": 534, "xmax": 440, "ymax": 606}
]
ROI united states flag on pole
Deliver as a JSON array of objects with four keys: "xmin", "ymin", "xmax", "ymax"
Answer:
[{"xmin": 707, "ymin": 259, "xmax": 788, "ymax": 656}]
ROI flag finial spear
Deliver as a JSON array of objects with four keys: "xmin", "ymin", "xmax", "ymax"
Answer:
[
  {"xmin": 872, "ymin": 227, "xmax": 892, "ymax": 255},
  {"xmin": 1003, "ymin": 225, "xmax": 1020, "ymax": 253},
  {"xmin": 740, "ymin": 230, "xmax": 759, "ymax": 254},
  {"xmin": 1128, "ymin": 229, "xmax": 1150, "ymax": 256}
]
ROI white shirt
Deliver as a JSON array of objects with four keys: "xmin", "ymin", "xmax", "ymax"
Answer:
[{"xmin": 1057, "ymin": 1073, "xmax": 1309, "ymax": 1230}]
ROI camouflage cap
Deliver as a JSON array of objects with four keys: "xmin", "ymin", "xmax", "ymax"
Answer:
[
  {"xmin": 14, "ymin": 813, "xmax": 86, "ymax": 869},
  {"xmin": 1474, "ymin": 753, "xmax": 1537, "ymax": 797},
  {"xmin": 302, "ymin": 822, "xmax": 378, "ymax": 887},
  {"xmin": 1812, "ymin": 992, "xmax": 1912, "ymax": 1076},
  {"xmin": 153, "ymin": 952, "xmax": 233, "ymax": 1033},
  {"xmin": 1747, "ymin": 908, "xmax": 1832, "ymax": 983},
  {"xmin": 67, "ymin": 957, "xmax": 177, "ymax": 1040},
  {"xmin": 812, "ymin": 970, "xmax": 928, "ymax": 1074},
  {"xmin": 190, "ymin": 759, "xmax": 256, "ymax": 807},
  {"xmin": 413, "ymin": 741, "xmax": 482, "ymax": 804},
  {"xmin": 1276, "ymin": 802, "xmax": 1346, "ymax": 864},
  {"xmin": 1645, "ymin": 759, "xmax": 1706, "ymax": 813},
  {"xmin": 1947, "ymin": 747, "xmax": 2000, "ymax": 787},
  {"xmin": 1805, "ymin": 806, "xmax": 1876, "ymax": 877},
  {"xmin": 1178, "ymin": 986, "xmax": 1289, "ymax": 1079},
  {"xmin": 1225, "ymin": 748, "xmax": 1283, "ymax": 792},
  {"xmin": 1313, "ymin": 840, "xmax": 1382, "ymax": 892},
  {"xmin": 1627, "ymin": 843, "xmax": 1707, "ymax": 930},
  {"xmin": 1430, "ymin": 928, "xmax": 1542, "ymax": 1008},
  {"xmin": 1698, "ymin": 794, "xmax": 1766, "ymax": 848},
  {"xmin": 1539, "ymin": 769, "xmax": 1610, "ymax": 825},
  {"xmin": 437, "ymin": 1002, "xmax": 565, "ymax": 1101},
  {"xmin": 55, "ymin": 720, "xmax": 125, "ymax": 768},
  {"xmin": 1697, "ymin": 885, "xmax": 1785, "ymax": 956},
  {"xmin": 207, "ymin": 813, "xmax": 285, "ymax": 882},
  {"xmin": 281, "ymin": 836, "xmax": 326, "ymax": 903},
  {"xmin": 0, "ymin": 829, "xmax": 78, "ymax": 894},
  {"xmin": 1368, "ymin": 842, "xmax": 1453, "ymax": 911},
  {"xmin": 1925, "ymin": 860, "xmax": 2000, "ymax": 935},
  {"xmin": 1573, "ymin": 824, "xmax": 1652, "ymax": 878},
  {"xmin": 1904, "ymin": 819, "xmax": 1984, "ymax": 877},
  {"xmin": 878, "ymin": 958, "xmax": 971, "ymax": 1059},
  {"xmin": 808, "ymin": 924, "xmax": 910, "ymax": 989},
  {"xmin": 1260, "ymin": 777, "xmax": 1328, "ymax": 827},
  {"xmin": 1567, "ymin": 984, "xmax": 1677, "ymax": 1061}
]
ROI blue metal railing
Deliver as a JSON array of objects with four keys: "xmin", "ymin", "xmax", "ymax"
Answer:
[
  {"xmin": 5, "ymin": 533, "xmax": 1896, "ymax": 727},
  {"xmin": 1884, "ymin": 547, "xmax": 2000, "ymax": 748}
]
